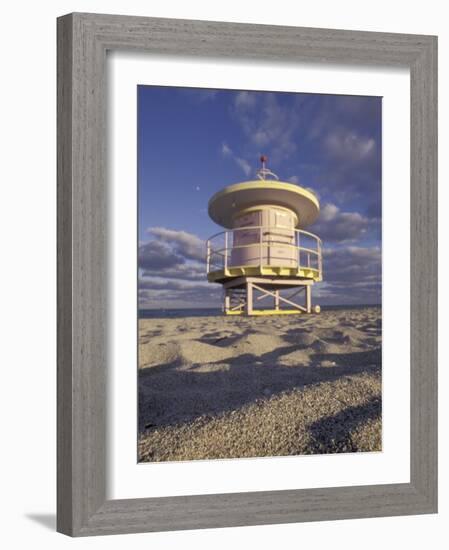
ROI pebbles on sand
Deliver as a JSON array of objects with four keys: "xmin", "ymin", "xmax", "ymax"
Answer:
[{"xmin": 138, "ymin": 307, "xmax": 382, "ymax": 462}]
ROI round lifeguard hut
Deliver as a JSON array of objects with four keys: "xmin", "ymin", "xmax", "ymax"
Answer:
[{"xmin": 206, "ymin": 156, "xmax": 323, "ymax": 315}]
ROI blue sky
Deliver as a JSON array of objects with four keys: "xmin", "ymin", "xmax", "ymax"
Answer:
[{"xmin": 138, "ymin": 86, "xmax": 382, "ymax": 308}]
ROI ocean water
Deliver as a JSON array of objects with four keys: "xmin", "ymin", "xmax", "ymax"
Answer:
[
  {"xmin": 139, "ymin": 304, "xmax": 381, "ymax": 319},
  {"xmin": 139, "ymin": 308, "xmax": 221, "ymax": 319}
]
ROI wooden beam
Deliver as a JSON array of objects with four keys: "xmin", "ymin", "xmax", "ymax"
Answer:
[
  {"xmin": 306, "ymin": 285, "xmax": 311, "ymax": 313},
  {"xmin": 285, "ymin": 287, "xmax": 305, "ymax": 302},
  {"xmin": 246, "ymin": 282, "xmax": 253, "ymax": 315},
  {"xmin": 252, "ymin": 283, "xmax": 306, "ymax": 312},
  {"xmin": 246, "ymin": 277, "xmax": 313, "ymax": 286},
  {"xmin": 256, "ymin": 292, "xmax": 271, "ymax": 302}
]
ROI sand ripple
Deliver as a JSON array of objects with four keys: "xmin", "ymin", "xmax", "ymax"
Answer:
[{"xmin": 138, "ymin": 306, "xmax": 382, "ymax": 461}]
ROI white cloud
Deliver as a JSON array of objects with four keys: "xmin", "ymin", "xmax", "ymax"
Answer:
[
  {"xmin": 234, "ymin": 91, "xmax": 256, "ymax": 109},
  {"xmin": 138, "ymin": 229, "xmax": 215, "ymax": 308},
  {"xmin": 235, "ymin": 157, "xmax": 251, "ymax": 176},
  {"xmin": 319, "ymin": 245, "xmax": 382, "ymax": 304},
  {"xmin": 147, "ymin": 227, "xmax": 204, "ymax": 262},
  {"xmin": 325, "ymin": 129, "xmax": 376, "ymax": 162},
  {"xmin": 139, "ymin": 240, "xmax": 184, "ymax": 270},
  {"xmin": 231, "ymin": 92, "xmax": 298, "ymax": 162},
  {"xmin": 221, "ymin": 142, "xmax": 232, "ymax": 157},
  {"xmin": 319, "ymin": 203, "xmax": 340, "ymax": 222},
  {"xmin": 221, "ymin": 142, "xmax": 252, "ymax": 177},
  {"xmin": 311, "ymin": 203, "xmax": 376, "ymax": 242},
  {"xmin": 141, "ymin": 261, "xmax": 205, "ymax": 281}
]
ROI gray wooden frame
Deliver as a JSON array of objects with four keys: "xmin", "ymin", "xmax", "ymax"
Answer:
[{"xmin": 57, "ymin": 12, "xmax": 438, "ymax": 536}]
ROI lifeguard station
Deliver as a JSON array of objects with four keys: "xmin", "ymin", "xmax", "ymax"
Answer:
[{"xmin": 206, "ymin": 156, "xmax": 323, "ymax": 316}]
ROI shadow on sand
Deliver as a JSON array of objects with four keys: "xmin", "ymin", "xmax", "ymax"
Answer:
[
  {"xmin": 139, "ymin": 342, "xmax": 381, "ymax": 433},
  {"xmin": 307, "ymin": 396, "xmax": 381, "ymax": 453}
]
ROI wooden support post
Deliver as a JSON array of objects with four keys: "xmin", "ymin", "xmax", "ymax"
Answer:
[
  {"xmin": 274, "ymin": 289, "xmax": 280, "ymax": 311},
  {"xmin": 246, "ymin": 281, "xmax": 253, "ymax": 315},
  {"xmin": 224, "ymin": 290, "xmax": 230, "ymax": 314},
  {"xmin": 306, "ymin": 284, "xmax": 311, "ymax": 313}
]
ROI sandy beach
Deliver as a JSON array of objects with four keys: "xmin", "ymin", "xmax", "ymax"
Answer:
[{"xmin": 138, "ymin": 307, "xmax": 381, "ymax": 462}]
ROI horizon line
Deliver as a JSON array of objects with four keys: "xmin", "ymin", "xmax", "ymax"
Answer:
[{"xmin": 139, "ymin": 303, "xmax": 382, "ymax": 311}]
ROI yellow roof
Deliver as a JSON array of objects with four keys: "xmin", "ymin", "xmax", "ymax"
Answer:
[{"xmin": 208, "ymin": 180, "xmax": 320, "ymax": 229}]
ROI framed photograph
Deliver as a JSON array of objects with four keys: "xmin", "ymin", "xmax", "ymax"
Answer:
[
  {"xmin": 137, "ymin": 86, "xmax": 382, "ymax": 464},
  {"xmin": 57, "ymin": 13, "xmax": 437, "ymax": 536}
]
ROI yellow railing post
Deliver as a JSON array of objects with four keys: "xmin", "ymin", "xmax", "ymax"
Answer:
[
  {"xmin": 206, "ymin": 227, "xmax": 322, "ymax": 280},
  {"xmin": 318, "ymin": 238, "xmax": 322, "ymax": 278},
  {"xmin": 297, "ymin": 229, "xmax": 300, "ymax": 269},
  {"xmin": 224, "ymin": 231, "xmax": 228, "ymax": 271}
]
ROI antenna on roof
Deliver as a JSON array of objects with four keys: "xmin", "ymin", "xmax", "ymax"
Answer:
[{"xmin": 256, "ymin": 155, "xmax": 279, "ymax": 181}]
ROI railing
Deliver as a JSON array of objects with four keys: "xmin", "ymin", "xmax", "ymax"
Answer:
[{"xmin": 206, "ymin": 226, "xmax": 322, "ymax": 279}]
